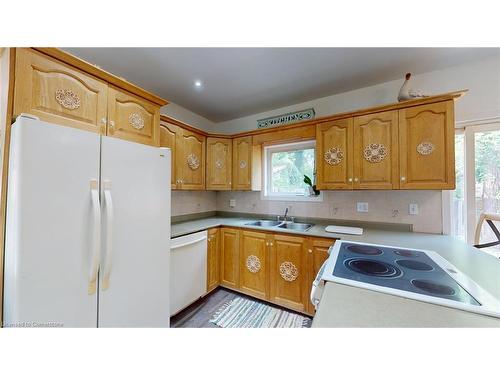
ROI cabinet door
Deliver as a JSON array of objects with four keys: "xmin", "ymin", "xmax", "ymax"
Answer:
[
  {"xmin": 206, "ymin": 137, "xmax": 232, "ymax": 190},
  {"xmin": 207, "ymin": 228, "xmax": 220, "ymax": 293},
  {"xmin": 399, "ymin": 101, "xmax": 455, "ymax": 189},
  {"xmin": 160, "ymin": 123, "xmax": 180, "ymax": 190},
  {"xmin": 232, "ymin": 136, "xmax": 253, "ymax": 190},
  {"xmin": 353, "ymin": 110, "xmax": 399, "ymax": 189},
  {"xmin": 107, "ymin": 86, "xmax": 160, "ymax": 146},
  {"xmin": 239, "ymin": 230, "xmax": 268, "ymax": 300},
  {"xmin": 13, "ymin": 48, "xmax": 108, "ymax": 133},
  {"xmin": 316, "ymin": 118, "xmax": 354, "ymax": 190},
  {"xmin": 177, "ymin": 128, "xmax": 206, "ymax": 190},
  {"xmin": 269, "ymin": 234, "xmax": 308, "ymax": 312},
  {"xmin": 220, "ymin": 228, "xmax": 240, "ymax": 289},
  {"xmin": 307, "ymin": 237, "xmax": 335, "ymax": 314}
]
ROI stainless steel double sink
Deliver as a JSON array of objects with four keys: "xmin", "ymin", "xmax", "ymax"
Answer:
[{"xmin": 244, "ymin": 219, "xmax": 313, "ymax": 232}]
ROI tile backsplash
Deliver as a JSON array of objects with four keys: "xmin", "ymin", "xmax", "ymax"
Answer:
[
  {"xmin": 171, "ymin": 191, "xmax": 217, "ymax": 216},
  {"xmin": 216, "ymin": 190, "xmax": 443, "ymax": 234}
]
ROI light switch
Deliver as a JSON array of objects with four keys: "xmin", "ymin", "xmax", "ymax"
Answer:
[
  {"xmin": 356, "ymin": 202, "xmax": 369, "ymax": 213},
  {"xmin": 229, "ymin": 199, "xmax": 236, "ymax": 208},
  {"xmin": 409, "ymin": 203, "xmax": 419, "ymax": 215}
]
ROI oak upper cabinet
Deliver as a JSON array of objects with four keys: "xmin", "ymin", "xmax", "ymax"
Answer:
[
  {"xmin": 159, "ymin": 122, "xmax": 180, "ymax": 190},
  {"xmin": 177, "ymin": 128, "xmax": 206, "ymax": 190},
  {"xmin": 13, "ymin": 48, "xmax": 108, "ymax": 134},
  {"xmin": 269, "ymin": 234, "xmax": 308, "ymax": 312},
  {"xmin": 206, "ymin": 137, "xmax": 232, "ymax": 190},
  {"xmin": 207, "ymin": 228, "xmax": 220, "ymax": 293},
  {"xmin": 239, "ymin": 230, "xmax": 268, "ymax": 300},
  {"xmin": 107, "ymin": 86, "xmax": 160, "ymax": 146},
  {"xmin": 316, "ymin": 118, "xmax": 354, "ymax": 190},
  {"xmin": 399, "ymin": 101, "xmax": 455, "ymax": 189},
  {"xmin": 232, "ymin": 136, "xmax": 261, "ymax": 191},
  {"xmin": 353, "ymin": 110, "xmax": 399, "ymax": 189},
  {"xmin": 220, "ymin": 227, "xmax": 240, "ymax": 289}
]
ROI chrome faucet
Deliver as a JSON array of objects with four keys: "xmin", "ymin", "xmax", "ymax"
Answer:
[
  {"xmin": 283, "ymin": 207, "xmax": 289, "ymax": 222},
  {"xmin": 277, "ymin": 207, "xmax": 294, "ymax": 222}
]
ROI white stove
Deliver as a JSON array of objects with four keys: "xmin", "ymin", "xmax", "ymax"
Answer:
[{"xmin": 311, "ymin": 240, "xmax": 500, "ymax": 318}]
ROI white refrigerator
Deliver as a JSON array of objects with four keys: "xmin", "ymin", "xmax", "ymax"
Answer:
[{"xmin": 3, "ymin": 115, "xmax": 171, "ymax": 327}]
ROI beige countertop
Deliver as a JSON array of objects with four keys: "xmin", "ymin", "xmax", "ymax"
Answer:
[
  {"xmin": 312, "ymin": 283, "xmax": 500, "ymax": 327},
  {"xmin": 171, "ymin": 215, "xmax": 500, "ymax": 326}
]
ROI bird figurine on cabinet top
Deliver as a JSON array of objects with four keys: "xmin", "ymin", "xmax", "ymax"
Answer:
[{"xmin": 397, "ymin": 73, "xmax": 430, "ymax": 102}]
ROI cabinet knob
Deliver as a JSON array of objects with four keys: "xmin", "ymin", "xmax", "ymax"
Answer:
[
  {"xmin": 108, "ymin": 120, "xmax": 115, "ymax": 134},
  {"xmin": 308, "ymin": 249, "xmax": 312, "ymax": 254},
  {"xmin": 348, "ymin": 178, "xmax": 353, "ymax": 182},
  {"xmin": 354, "ymin": 177, "xmax": 359, "ymax": 182},
  {"xmin": 101, "ymin": 118, "xmax": 107, "ymax": 125},
  {"xmin": 401, "ymin": 176, "xmax": 406, "ymax": 181}
]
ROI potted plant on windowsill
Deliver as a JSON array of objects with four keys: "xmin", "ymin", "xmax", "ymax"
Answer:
[{"xmin": 303, "ymin": 175, "xmax": 320, "ymax": 196}]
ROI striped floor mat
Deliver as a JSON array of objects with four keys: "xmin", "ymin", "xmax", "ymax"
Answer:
[{"xmin": 210, "ymin": 297, "xmax": 311, "ymax": 328}]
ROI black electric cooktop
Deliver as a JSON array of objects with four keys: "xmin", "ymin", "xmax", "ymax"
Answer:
[{"xmin": 332, "ymin": 242, "xmax": 480, "ymax": 306}]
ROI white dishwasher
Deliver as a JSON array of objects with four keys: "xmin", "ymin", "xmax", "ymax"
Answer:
[{"xmin": 170, "ymin": 230, "xmax": 208, "ymax": 316}]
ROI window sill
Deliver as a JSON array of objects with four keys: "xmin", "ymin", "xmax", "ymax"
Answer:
[{"xmin": 260, "ymin": 192, "xmax": 324, "ymax": 202}]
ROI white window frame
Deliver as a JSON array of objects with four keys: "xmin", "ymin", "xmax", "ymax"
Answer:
[
  {"xmin": 444, "ymin": 117, "xmax": 500, "ymax": 244},
  {"xmin": 261, "ymin": 140, "xmax": 323, "ymax": 202}
]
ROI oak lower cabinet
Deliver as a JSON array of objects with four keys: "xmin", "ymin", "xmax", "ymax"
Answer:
[
  {"xmin": 307, "ymin": 237, "xmax": 336, "ymax": 314},
  {"xmin": 216, "ymin": 227, "xmax": 335, "ymax": 315},
  {"xmin": 207, "ymin": 228, "xmax": 220, "ymax": 293},
  {"xmin": 269, "ymin": 234, "xmax": 310, "ymax": 312},
  {"xmin": 398, "ymin": 100, "xmax": 455, "ymax": 189},
  {"xmin": 206, "ymin": 137, "xmax": 232, "ymax": 190},
  {"xmin": 220, "ymin": 227, "xmax": 240, "ymax": 289},
  {"xmin": 316, "ymin": 118, "xmax": 354, "ymax": 190},
  {"xmin": 107, "ymin": 86, "xmax": 160, "ymax": 146},
  {"xmin": 239, "ymin": 230, "xmax": 269, "ymax": 300},
  {"xmin": 353, "ymin": 110, "xmax": 399, "ymax": 189},
  {"xmin": 13, "ymin": 48, "xmax": 108, "ymax": 134}
]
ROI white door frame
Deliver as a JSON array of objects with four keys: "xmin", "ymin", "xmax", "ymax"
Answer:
[{"xmin": 445, "ymin": 117, "xmax": 500, "ymax": 244}]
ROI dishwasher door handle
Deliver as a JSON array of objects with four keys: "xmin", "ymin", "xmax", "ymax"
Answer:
[{"xmin": 171, "ymin": 236, "xmax": 207, "ymax": 250}]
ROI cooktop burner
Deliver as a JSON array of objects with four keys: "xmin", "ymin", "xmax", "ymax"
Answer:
[
  {"xmin": 411, "ymin": 279, "xmax": 456, "ymax": 296},
  {"xmin": 396, "ymin": 259, "xmax": 433, "ymax": 271},
  {"xmin": 347, "ymin": 244, "xmax": 383, "ymax": 256},
  {"xmin": 393, "ymin": 249, "xmax": 419, "ymax": 257},
  {"xmin": 345, "ymin": 258, "xmax": 401, "ymax": 278},
  {"xmin": 331, "ymin": 241, "xmax": 480, "ymax": 306}
]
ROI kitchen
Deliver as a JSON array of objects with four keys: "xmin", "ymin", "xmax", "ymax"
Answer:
[
  {"xmin": 2, "ymin": 46, "xmax": 500, "ymax": 328},
  {"xmin": 1, "ymin": 2, "xmax": 500, "ymax": 371}
]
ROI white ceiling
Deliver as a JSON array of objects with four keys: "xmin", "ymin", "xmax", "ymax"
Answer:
[{"xmin": 65, "ymin": 48, "xmax": 500, "ymax": 122}]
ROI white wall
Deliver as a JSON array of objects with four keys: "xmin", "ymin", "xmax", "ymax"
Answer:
[
  {"xmin": 161, "ymin": 102, "xmax": 215, "ymax": 133},
  {"xmin": 213, "ymin": 55, "xmax": 500, "ymax": 134}
]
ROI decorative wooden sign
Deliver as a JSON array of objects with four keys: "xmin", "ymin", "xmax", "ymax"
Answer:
[{"xmin": 257, "ymin": 108, "xmax": 315, "ymax": 129}]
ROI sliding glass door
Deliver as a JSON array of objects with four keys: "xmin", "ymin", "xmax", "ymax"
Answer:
[{"xmin": 451, "ymin": 121, "xmax": 500, "ymax": 257}]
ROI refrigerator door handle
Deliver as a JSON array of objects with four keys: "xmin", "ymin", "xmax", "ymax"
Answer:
[
  {"xmin": 101, "ymin": 181, "xmax": 114, "ymax": 291},
  {"xmin": 89, "ymin": 180, "xmax": 101, "ymax": 295}
]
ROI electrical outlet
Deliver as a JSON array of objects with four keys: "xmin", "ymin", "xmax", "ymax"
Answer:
[
  {"xmin": 229, "ymin": 199, "xmax": 236, "ymax": 208},
  {"xmin": 409, "ymin": 203, "xmax": 419, "ymax": 215},
  {"xmin": 356, "ymin": 202, "xmax": 369, "ymax": 213}
]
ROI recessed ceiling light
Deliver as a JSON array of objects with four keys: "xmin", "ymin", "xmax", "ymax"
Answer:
[{"xmin": 194, "ymin": 80, "xmax": 203, "ymax": 88}]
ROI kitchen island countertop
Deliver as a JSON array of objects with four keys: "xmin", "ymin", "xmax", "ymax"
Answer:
[{"xmin": 171, "ymin": 215, "xmax": 500, "ymax": 326}]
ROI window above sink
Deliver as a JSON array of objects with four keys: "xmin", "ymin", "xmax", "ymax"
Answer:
[{"xmin": 262, "ymin": 140, "xmax": 323, "ymax": 202}]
